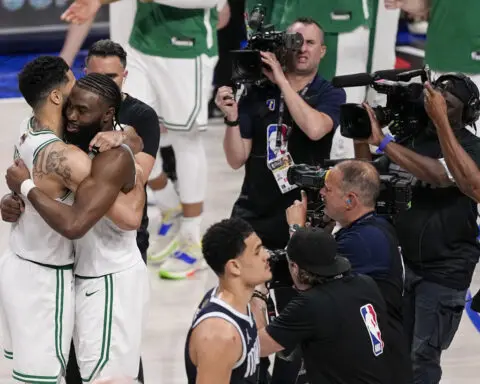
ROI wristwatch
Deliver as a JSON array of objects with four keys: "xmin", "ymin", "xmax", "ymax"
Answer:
[{"xmin": 289, "ymin": 224, "xmax": 302, "ymax": 234}]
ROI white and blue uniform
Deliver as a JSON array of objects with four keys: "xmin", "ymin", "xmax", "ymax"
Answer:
[
  {"xmin": 0, "ymin": 117, "xmax": 75, "ymax": 383},
  {"xmin": 184, "ymin": 287, "xmax": 260, "ymax": 383}
]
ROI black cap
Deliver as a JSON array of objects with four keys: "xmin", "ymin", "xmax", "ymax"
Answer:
[
  {"xmin": 286, "ymin": 227, "xmax": 351, "ymax": 277},
  {"xmin": 436, "ymin": 73, "xmax": 479, "ymax": 106}
]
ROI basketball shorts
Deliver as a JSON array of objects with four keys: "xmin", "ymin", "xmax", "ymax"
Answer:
[
  {"xmin": 0, "ymin": 249, "xmax": 74, "ymax": 383},
  {"xmin": 74, "ymin": 260, "xmax": 150, "ymax": 383},
  {"xmin": 123, "ymin": 45, "xmax": 218, "ymax": 131}
]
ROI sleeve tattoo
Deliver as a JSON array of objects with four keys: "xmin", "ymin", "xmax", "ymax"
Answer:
[{"xmin": 33, "ymin": 148, "xmax": 72, "ymax": 186}]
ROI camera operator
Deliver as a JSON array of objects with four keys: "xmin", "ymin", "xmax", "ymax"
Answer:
[
  {"xmin": 215, "ymin": 16, "xmax": 345, "ymax": 264},
  {"xmin": 215, "ymin": 17, "xmax": 345, "ymax": 382},
  {"xmin": 355, "ymin": 76, "xmax": 480, "ymax": 383},
  {"xmin": 286, "ymin": 159, "xmax": 411, "ymax": 384},
  {"xmin": 251, "ymin": 227, "xmax": 390, "ymax": 383}
]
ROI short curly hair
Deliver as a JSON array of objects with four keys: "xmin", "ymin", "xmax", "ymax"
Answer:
[
  {"xmin": 18, "ymin": 56, "xmax": 70, "ymax": 109},
  {"xmin": 202, "ymin": 218, "xmax": 255, "ymax": 276}
]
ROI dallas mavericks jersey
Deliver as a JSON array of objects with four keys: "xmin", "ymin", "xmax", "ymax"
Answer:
[
  {"xmin": 185, "ymin": 287, "xmax": 260, "ymax": 384},
  {"xmin": 9, "ymin": 117, "xmax": 75, "ymax": 266},
  {"xmin": 73, "ymin": 143, "xmax": 141, "ymax": 277}
]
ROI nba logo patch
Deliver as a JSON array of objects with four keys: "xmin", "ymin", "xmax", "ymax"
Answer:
[
  {"xmin": 360, "ymin": 304, "xmax": 384, "ymax": 356},
  {"xmin": 266, "ymin": 99, "xmax": 276, "ymax": 111}
]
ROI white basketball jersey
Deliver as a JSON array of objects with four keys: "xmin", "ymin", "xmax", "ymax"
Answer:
[
  {"xmin": 9, "ymin": 117, "xmax": 75, "ymax": 266},
  {"xmin": 74, "ymin": 144, "xmax": 141, "ymax": 277}
]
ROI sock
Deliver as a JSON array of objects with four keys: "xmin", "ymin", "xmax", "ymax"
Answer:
[
  {"xmin": 179, "ymin": 215, "xmax": 202, "ymax": 245},
  {"xmin": 152, "ymin": 179, "xmax": 181, "ymax": 212}
]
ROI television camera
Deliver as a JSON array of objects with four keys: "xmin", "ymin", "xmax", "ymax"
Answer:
[
  {"xmin": 267, "ymin": 160, "xmax": 413, "ymax": 289},
  {"xmin": 332, "ymin": 67, "xmax": 433, "ymax": 141},
  {"xmin": 231, "ymin": 3, "xmax": 304, "ymax": 84}
]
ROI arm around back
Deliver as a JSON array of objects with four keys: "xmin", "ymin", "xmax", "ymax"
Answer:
[{"xmin": 26, "ymin": 148, "xmax": 136, "ymax": 239}]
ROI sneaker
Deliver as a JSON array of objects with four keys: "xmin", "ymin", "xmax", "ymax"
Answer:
[
  {"xmin": 147, "ymin": 206, "xmax": 182, "ymax": 264},
  {"xmin": 158, "ymin": 240, "xmax": 207, "ymax": 280}
]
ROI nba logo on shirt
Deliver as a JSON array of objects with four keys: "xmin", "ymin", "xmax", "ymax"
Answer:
[{"xmin": 360, "ymin": 304, "xmax": 384, "ymax": 356}]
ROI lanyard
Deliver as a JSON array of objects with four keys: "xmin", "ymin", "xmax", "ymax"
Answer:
[{"xmin": 275, "ymin": 82, "xmax": 312, "ymax": 153}]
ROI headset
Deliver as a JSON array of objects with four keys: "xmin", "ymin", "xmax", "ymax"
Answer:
[{"xmin": 435, "ymin": 73, "xmax": 480, "ymax": 126}]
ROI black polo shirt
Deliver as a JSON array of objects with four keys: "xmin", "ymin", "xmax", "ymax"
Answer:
[
  {"xmin": 118, "ymin": 93, "xmax": 160, "ymax": 260},
  {"xmin": 335, "ymin": 212, "xmax": 411, "ymax": 384},
  {"xmin": 266, "ymin": 274, "xmax": 390, "ymax": 384},
  {"xmin": 393, "ymin": 128, "xmax": 480, "ymax": 290},
  {"xmin": 231, "ymin": 75, "xmax": 346, "ymax": 249}
]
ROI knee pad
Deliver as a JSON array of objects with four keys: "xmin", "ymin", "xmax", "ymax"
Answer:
[{"xmin": 171, "ymin": 131, "xmax": 207, "ymax": 204}]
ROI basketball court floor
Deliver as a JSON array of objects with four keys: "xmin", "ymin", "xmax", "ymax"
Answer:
[{"xmin": 0, "ymin": 99, "xmax": 479, "ymax": 383}]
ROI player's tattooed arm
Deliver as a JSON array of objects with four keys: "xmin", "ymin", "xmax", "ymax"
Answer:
[
  {"xmin": 6, "ymin": 148, "xmax": 144, "ymax": 238},
  {"xmin": 33, "ymin": 146, "xmax": 76, "ymax": 185}
]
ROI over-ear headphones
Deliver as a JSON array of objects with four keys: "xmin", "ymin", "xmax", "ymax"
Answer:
[{"xmin": 435, "ymin": 73, "xmax": 480, "ymax": 126}]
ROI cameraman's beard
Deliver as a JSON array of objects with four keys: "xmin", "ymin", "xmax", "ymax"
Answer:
[{"xmin": 64, "ymin": 122, "xmax": 102, "ymax": 154}]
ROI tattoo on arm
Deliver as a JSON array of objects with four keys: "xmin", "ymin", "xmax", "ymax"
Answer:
[{"xmin": 33, "ymin": 149, "xmax": 72, "ymax": 186}]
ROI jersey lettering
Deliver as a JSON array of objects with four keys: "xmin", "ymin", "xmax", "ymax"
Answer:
[
  {"xmin": 244, "ymin": 336, "xmax": 259, "ymax": 378},
  {"xmin": 360, "ymin": 303, "xmax": 384, "ymax": 357}
]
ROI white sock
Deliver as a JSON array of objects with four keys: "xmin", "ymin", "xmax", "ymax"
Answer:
[
  {"xmin": 179, "ymin": 215, "xmax": 202, "ymax": 244},
  {"xmin": 152, "ymin": 179, "xmax": 181, "ymax": 212}
]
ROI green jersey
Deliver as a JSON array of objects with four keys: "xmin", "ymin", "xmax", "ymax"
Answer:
[
  {"xmin": 245, "ymin": 0, "xmax": 372, "ymax": 33},
  {"xmin": 245, "ymin": 0, "xmax": 374, "ymax": 80},
  {"xmin": 129, "ymin": 2, "xmax": 219, "ymax": 59},
  {"xmin": 425, "ymin": 0, "xmax": 480, "ymax": 73}
]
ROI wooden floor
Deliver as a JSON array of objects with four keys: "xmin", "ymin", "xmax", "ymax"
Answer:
[{"xmin": 0, "ymin": 99, "xmax": 479, "ymax": 383}]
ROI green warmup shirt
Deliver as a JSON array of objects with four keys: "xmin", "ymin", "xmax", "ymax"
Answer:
[
  {"xmin": 425, "ymin": 0, "xmax": 480, "ymax": 74},
  {"xmin": 129, "ymin": 1, "xmax": 219, "ymax": 59},
  {"xmin": 244, "ymin": 0, "xmax": 374, "ymax": 80}
]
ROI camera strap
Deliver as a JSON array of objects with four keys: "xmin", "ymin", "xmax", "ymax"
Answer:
[{"xmin": 275, "ymin": 82, "xmax": 311, "ymax": 154}]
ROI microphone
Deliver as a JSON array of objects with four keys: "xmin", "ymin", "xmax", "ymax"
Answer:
[
  {"xmin": 332, "ymin": 68, "xmax": 426, "ymax": 88},
  {"xmin": 331, "ymin": 73, "xmax": 373, "ymax": 88}
]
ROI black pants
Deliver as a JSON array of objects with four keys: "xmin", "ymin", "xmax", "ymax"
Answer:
[{"xmin": 403, "ymin": 267, "xmax": 466, "ymax": 384}]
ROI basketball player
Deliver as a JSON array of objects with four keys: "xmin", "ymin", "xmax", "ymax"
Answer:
[
  {"xmin": 5, "ymin": 73, "xmax": 150, "ymax": 382},
  {"xmin": 61, "ymin": 0, "xmax": 229, "ymax": 280},
  {"xmin": 185, "ymin": 218, "xmax": 271, "ymax": 383},
  {"xmin": 0, "ymin": 58, "xmax": 144, "ymax": 383}
]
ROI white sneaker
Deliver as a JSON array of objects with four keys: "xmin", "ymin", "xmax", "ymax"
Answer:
[
  {"xmin": 147, "ymin": 205, "xmax": 182, "ymax": 264},
  {"xmin": 158, "ymin": 239, "xmax": 206, "ymax": 280}
]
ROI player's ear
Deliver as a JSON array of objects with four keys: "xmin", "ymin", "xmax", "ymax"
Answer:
[
  {"xmin": 103, "ymin": 106, "xmax": 115, "ymax": 125},
  {"xmin": 225, "ymin": 259, "xmax": 241, "ymax": 277}
]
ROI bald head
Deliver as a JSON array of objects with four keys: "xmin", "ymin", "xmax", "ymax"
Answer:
[{"xmin": 335, "ymin": 160, "xmax": 380, "ymax": 208}]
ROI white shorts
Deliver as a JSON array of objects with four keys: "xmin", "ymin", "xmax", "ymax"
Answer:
[
  {"xmin": 74, "ymin": 261, "xmax": 150, "ymax": 383},
  {"xmin": 123, "ymin": 45, "xmax": 218, "ymax": 131},
  {"xmin": 0, "ymin": 249, "xmax": 74, "ymax": 383}
]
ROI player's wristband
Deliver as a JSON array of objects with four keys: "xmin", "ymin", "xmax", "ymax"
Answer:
[
  {"xmin": 224, "ymin": 116, "xmax": 240, "ymax": 127},
  {"xmin": 20, "ymin": 179, "xmax": 36, "ymax": 198},
  {"xmin": 376, "ymin": 134, "xmax": 395, "ymax": 154}
]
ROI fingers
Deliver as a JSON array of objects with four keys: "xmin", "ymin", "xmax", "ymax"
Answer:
[
  {"xmin": 362, "ymin": 102, "xmax": 376, "ymax": 121},
  {"xmin": 1, "ymin": 195, "xmax": 23, "ymax": 222},
  {"xmin": 301, "ymin": 190, "xmax": 308, "ymax": 207},
  {"xmin": 215, "ymin": 86, "xmax": 237, "ymax": 111}
]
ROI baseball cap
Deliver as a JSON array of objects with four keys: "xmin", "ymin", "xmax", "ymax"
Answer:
[{"xmin": 286, "ymin": 227, "xmax": 351, "ymax": 277}]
